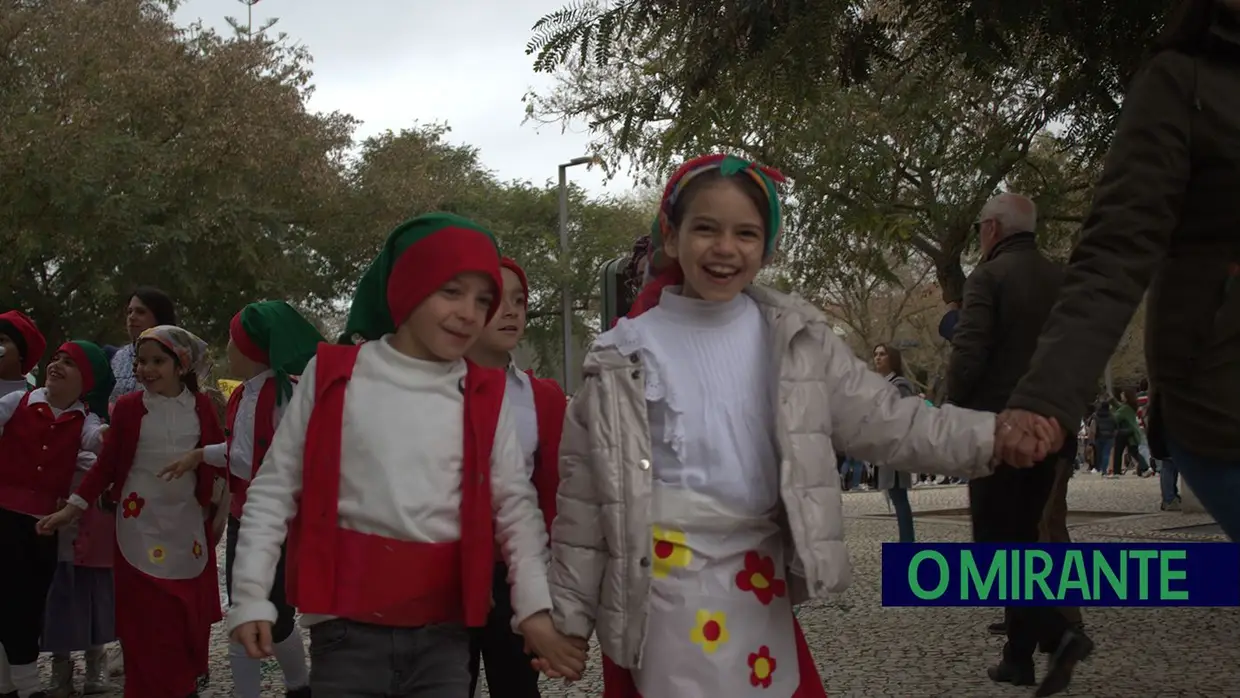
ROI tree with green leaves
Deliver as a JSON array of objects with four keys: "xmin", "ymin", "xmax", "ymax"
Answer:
[
  {"xmin": 0, "ymin": 0, "xmax": 356, "ymax": 351},
  {"xmin": 527, "ymin": 0, "xmax": 1170, "ymax": 161},
  {"xmin": 530, "ymin": 15, "xmax": 1096, "ymax": 302}
]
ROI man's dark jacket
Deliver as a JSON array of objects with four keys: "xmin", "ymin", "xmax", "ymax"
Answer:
[
  {"xmin": 1007, "ymin": 21, "xmax": 1240, "ymax": 460},
  {"xmin": 946, "ymin": 233, "xmax": 1065, "ymax": 414}
]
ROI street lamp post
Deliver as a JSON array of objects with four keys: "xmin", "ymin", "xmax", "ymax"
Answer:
[{"xmin": 558, "ymin": 156, "xmax": 595, "ymax": 393}]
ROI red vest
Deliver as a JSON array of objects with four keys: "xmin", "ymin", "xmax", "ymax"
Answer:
[
  {"xmin": 0, "ymin": 392, "xmax": 87, "ymax": 517},
  {"xmin": 524, "ymin": 370, "xmax": 566, "ymax": 533},
  {"xmin": 76, "ymin": 392, "xmax": 225, "ymax": 542},
  {"xmin": 223, "ymin": 378, "xmax": 279, "ymax": 519},
  {"xmin": 285, "ymin": 343, "xmax": 505, "ymax": 628}
]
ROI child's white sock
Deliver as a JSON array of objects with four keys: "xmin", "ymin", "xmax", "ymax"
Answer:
[
  {"xmin": 0, "ymin": 646, "xmax": 12, "ymax": 694},
  {"xmin": 272, "ymin": 625, "xmax": 309, "ymax": 689},
  {"xmin": 227, "ymin": 642, "xmax": 263, "ymax": 698},
  {"xmin": 11, "ymin": 662, "xmax": 39, "ymax": 698}
]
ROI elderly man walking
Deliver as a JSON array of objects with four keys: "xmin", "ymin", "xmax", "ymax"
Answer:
[{"xmin": 946, "ymin": 193, "xmax": 1092, "ymax": 697}]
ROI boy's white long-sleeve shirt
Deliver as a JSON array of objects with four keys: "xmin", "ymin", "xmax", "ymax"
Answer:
[{"xmin": 226, "ymin": 337, "xmax": 552, "ymax": 631}]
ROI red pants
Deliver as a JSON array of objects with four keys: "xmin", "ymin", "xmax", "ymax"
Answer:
[{"xmin": 602, "ymin": 618, "xmax": 827, "ymax": 697}]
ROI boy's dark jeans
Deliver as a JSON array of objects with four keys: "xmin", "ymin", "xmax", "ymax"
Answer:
[
  {"xmin": 468, "ymin": 561, "xmax": 542, "ymax": 697},
  {"xmin": 309, "ymin": 618, "xmax": 471, "ymax": 697}
]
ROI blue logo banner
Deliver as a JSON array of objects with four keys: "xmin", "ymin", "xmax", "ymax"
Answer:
[{"xmin": 881, "ymin": 543, "xmax": 1240, "ymax": 607}]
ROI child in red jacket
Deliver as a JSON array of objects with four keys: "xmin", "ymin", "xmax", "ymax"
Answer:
[
  {"xmin": 465, "ymin": 257, "xmax": 567, "ymax": 697},
  {"xmin": 40, "ymin": 326, "xmax": 224, "ymax": 698},
  {"xmin": 0, "ymin": 340, "xmax": 111, "ymax": 698}
]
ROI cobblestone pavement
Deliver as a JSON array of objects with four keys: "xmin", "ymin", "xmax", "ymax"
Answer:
[{"xmin": 38, "ymin": 474, "xmax": 1239, "ymax": 697}]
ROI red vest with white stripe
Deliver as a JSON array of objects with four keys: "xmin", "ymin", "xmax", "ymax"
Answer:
[
  {"xmin": 284, "ymin": 343, "xmax": 504, "ymax": 628},
  {"xmin": 0, "ymin": 392, "xmax": 87, "ymax": 517}
]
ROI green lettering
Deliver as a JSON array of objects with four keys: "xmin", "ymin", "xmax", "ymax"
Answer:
[
  {"xmin": 908, "ymin": 551, "xmax": 949, "ymax": 599},
  {"xmin": 1008, "ymin": 549, "xmax": 1019, "ymax": 601},
  {"xmin": 1159, "ymin": 550, "xmax": 1189, "ymax": 601},
  {"xmin": 1129, "ymin": 550, "xmax": 1158, "ymax": 600},
  {"xmin": 1023, "ymin": 550, "xmax": 1055, "ymax": 601},
  {"xmin": 1092, "ymin": 550, "xmax": 1127, "ymax": 600},
  {"xmin": 961, "ymin": 550, "xmax": 1005, "ymax": 600},
  {"xmin": 1058, "ymin": 550, "xmax": 1091, "ymax": 601}
]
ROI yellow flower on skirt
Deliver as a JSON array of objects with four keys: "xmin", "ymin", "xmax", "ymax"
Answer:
[
  {"xmin": 690, "ymin": 610, "xmax": 729, "ymax": 654},
  {"xmin": 148, "ymin": 545, "xmax": 167, "ymax": 564},
  {"xmin": 652, "ymin": 525, "xmax": 692, "ymax": 579}
]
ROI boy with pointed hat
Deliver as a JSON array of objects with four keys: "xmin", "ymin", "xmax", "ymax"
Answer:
[
  {"xmin": 0, "ymin": 340, "xmax": 112, "ymax": 698},
  {"xmin": 227, "ymin": 213, "xmax": 586, "ymax": 695},
  {"xmin": 162, "ymin": 300, "xmax": 323, "ymax": 698},
  {"xmin": 465, "ymin": 257, "xmax": 568, "ymax": 698},
  {"xmin": 0, "ymin": 311, "xmax": 47, "ymax": 397}
]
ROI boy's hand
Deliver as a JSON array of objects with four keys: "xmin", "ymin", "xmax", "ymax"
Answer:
[
  {"xmin": 519, "ymin": 612, "xmax": 587, "ymax": 681},
  {"xmin": 161, "ymin": 448, "xmax": 204, "ymax": 481},
  {"xmin": 231, "ymin": 621, "xmax": 274, "ymax": 658},
  {"xmin": 36, "ymin": 505, "xmax": 82, "ymax": 535}
]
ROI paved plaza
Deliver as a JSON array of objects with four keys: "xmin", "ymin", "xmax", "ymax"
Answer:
[{"xmin": 41, "ymin": 474, "xmax": 1238, "ymax": 697}]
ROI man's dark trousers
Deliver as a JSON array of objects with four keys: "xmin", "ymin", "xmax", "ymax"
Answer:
[
  {"xmin": 468, "ymin": 561, "xmax": 542, "ymax": 697},
  {"xmin": 969, "ymin": 455, "xmax": 1071, "ymax": 664}
]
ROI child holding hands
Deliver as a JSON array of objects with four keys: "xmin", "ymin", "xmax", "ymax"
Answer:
[
  {"xmin": 227, "ymin": 214, "xmax": 585, "ymax": 697},
  {"xmin": 542, "ymin": 155, "xmax": 1008, "ymax": 697}
]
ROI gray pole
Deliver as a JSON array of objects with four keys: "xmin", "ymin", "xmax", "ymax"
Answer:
[
  {"xmin": 556, "ymin": 156, "xmax": 595, "ymax": 394},
  {"xmin": 558, "ymin": 164, "xmax": 572, "ymax": 392}
]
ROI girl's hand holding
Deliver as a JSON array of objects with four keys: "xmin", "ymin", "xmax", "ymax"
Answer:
[
  {"xmin": 518, "ymin": 612, "xmax": 587, "ymax": 681},
  {"xmin": 160, "ymin": 448, "xmax": 204, "ymax": 481},
  {"xmin": 231, "ymin": 621, "xmax": 274, "ymax": 659},
  {"xmin": 36, "ymin": 505, "xmax": 83, "ymax": 535}
]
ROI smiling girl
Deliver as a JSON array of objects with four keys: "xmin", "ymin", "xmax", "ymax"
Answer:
[
  {"xmin": 39, "ymin": 326, "xmax": 224, "ymax": 698},
  {"xmin": 0, "ymin": 340, "xmax": 112, "ymax": 698},
  {"xmin": 540, "ymin": 154, "xmax": 1006, "ymax": 697}
]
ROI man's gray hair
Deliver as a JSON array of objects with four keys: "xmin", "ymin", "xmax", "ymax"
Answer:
[{"xmin": 980, "ymin": 193, "xmax": 1038, "ymax": 236}]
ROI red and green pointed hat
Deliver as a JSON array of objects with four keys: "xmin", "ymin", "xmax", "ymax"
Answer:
[
  {"xmin": 341, "ymin": 213, "xmax": 503, "ymax": 344},
  {"xmin": 56, "ymin": 340, "xmax": 114, "ymax": 417},
  {"xmin": 230, "ymin": 300, "xmax": 325, "ymax": 405}
]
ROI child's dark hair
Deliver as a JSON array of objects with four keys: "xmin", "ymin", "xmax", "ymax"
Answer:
[
  {"xmin": 667, "ymin": 169, "xmax": 772, "ymax": 234},
  {"xmin": 139, "ymin": 338, "xmax": 200, "ymax": 393},
  {"xmin": 129, "ymin": 286, "xmax": 179, "ymax": 327}
]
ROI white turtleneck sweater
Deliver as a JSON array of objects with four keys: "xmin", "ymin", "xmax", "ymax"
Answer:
[
  {"xmin": 227, "ymin": 335, "xmax": 552, "ymax": 631},
  {"xmin": 606, "ymin": 288, "xmax": 780, "ymax": 516}
]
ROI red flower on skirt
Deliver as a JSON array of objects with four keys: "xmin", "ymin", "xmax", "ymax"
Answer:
[
  {"xmin": 735, "ymin": 551, "xmax": 787, "ymax": 605},
  {"xmin": 122, "ymin": 492, "xmax": 146, "ymax": 519},
  {"xmin": 748, "ymin": 645, "xmax": 777, "ymax": 688}
]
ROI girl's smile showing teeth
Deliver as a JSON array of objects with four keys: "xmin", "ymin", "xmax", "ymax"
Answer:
[{"xmin": 702, "ymin": 264, "xmax": 739, "ymax": 282}]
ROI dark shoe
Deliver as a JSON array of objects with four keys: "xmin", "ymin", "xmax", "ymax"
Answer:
[
  {"xmin": 988, "ymin": 620, "xmax": 1007, "ymax": 635},
  {"xmin": 1035, "ymin": 629, "xmax": 1094, "ymax": 697},
  {"xmin": 987, "ymin": 660, "xmax": 1035, "ymax": 686},
  {"xmin": 287, "ymin": 688, "xmax": 312, "ymax": 698}
]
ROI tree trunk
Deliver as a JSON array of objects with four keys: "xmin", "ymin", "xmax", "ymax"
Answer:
[{"xmin": 936, "ymin": 257, "xmax": 967, "ymax": 305}]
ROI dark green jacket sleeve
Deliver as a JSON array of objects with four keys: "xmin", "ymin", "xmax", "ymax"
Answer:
[
  {"xmin": 946, "ymin": 267, "xmax": 997, "ymax": 406},
  {"xmin": 1007, "ymin": 52, "xmax": 1193, "ymax": 429}
]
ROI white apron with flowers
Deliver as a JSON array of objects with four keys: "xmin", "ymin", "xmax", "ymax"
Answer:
[
  {"xmin": 633, "ymin": 485, "xmax": 800, "ymax": 698},
  {"xmin": 116, "ymin": 392, "xmax": 208, "ymax": 580}
]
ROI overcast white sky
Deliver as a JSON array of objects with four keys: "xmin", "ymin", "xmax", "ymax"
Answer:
[{"xmin": 173, "ymin": 0, "xmax": 634, "ymax": 196}]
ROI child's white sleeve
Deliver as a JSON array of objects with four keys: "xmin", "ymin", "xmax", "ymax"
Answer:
[
  {"xmin": 821, "ymin": 330, "xmax": 995, "ymax": 478},
  {"xmin": 491, "ymin": 393, "xmax": 553, "ymax": 629},
  {"xmin": 548, "ymin": 381, "xmax": 607, "ymax": 640},
  {"xmin": 226, "ymin": 358, "xmax": 315, "ymax": 632},
  {"xmin": 0, "ymin": 390, "xmax": 22, "ymax": 427},
  {"xmin": 78, "ymin": 412, "xmax": 106, "ymax": 454},
  {"xmin": 201, "ymin": 443, "xmax": 227, "ymax": 468}
]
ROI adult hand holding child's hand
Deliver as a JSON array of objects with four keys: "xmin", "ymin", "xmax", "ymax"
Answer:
[
  {"xmin": 994, "ymin": 409, "xmax": 1065, "ymax": 467},
  {"xmin": 520, "ymin": 612, "xmax": 587, "ymax": 681}
]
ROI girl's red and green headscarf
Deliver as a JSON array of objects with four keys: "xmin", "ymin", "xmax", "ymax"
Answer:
[
  {"xmin": 230, "ymin": 301, "xmax": 325, "ymax": 405},
  {"xmin": 629, "ymin": 153, "xmax": 787, "ymax": 318}
]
